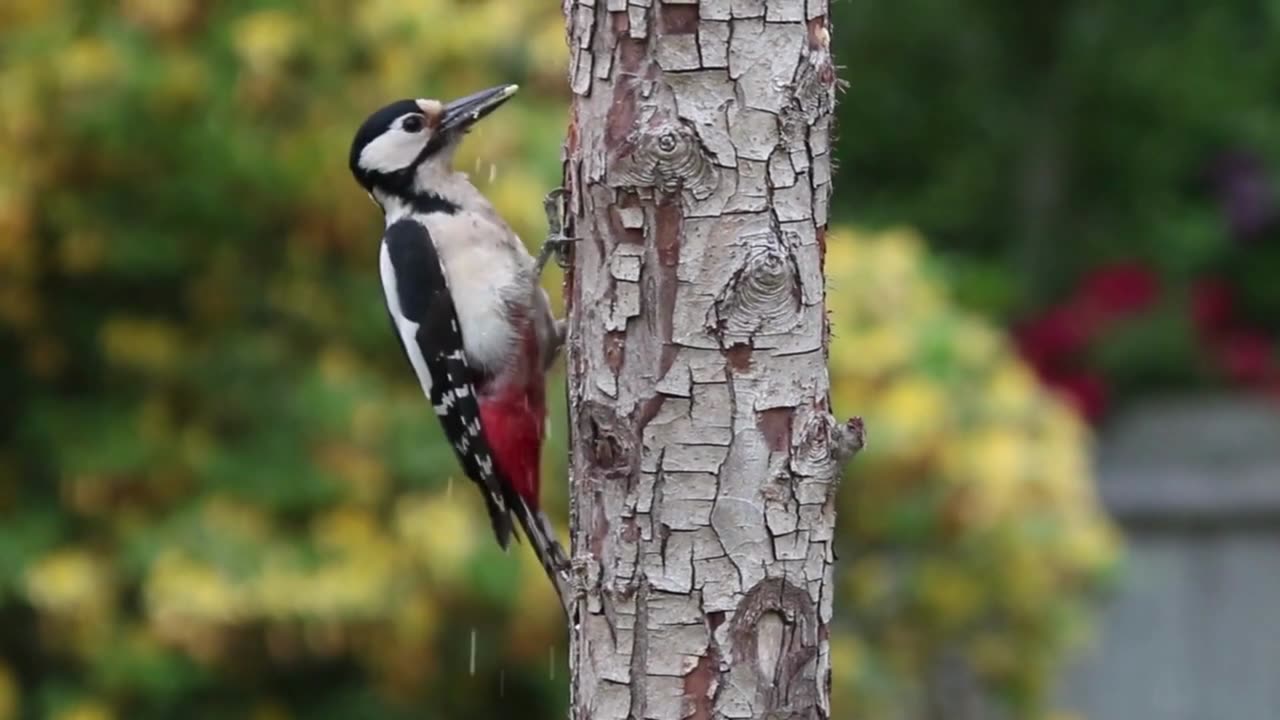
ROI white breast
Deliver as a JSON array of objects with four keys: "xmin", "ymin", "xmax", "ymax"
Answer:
[{"xmin": 421, "ymin": 211, "xmax": 531, "ymax": 375}]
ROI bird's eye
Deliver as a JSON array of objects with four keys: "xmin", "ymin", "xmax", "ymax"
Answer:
[{"xmin": 402, "ymin": 115, "xmax": 425, "ymax": 133}]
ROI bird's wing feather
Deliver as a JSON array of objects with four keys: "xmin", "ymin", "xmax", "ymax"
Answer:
[{"xmin": 380, "ymin": 218, "xmax": 515, "ymax": 547}]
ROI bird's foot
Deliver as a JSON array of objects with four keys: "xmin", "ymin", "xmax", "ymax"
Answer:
[
  {"xmin": 535, "ymin": 234, "xmax": 577, "ymax": 276},
  {"xmin": 536, "ymin": 188, "xmax": 578, "ymax": 276}
]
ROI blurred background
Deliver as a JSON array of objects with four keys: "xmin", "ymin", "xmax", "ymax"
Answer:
[{"xmin": 0, "ymin": 1, "xmax": 1272, "ymax": 718}]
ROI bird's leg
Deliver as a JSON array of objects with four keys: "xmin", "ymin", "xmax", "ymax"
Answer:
[
  {"xmin": 532, "ymin": 188, "xmax": 577, "ymax": 370},
  {"xmin": 534, "ymin": 187, "xmax": 577, "ymax": 277}
]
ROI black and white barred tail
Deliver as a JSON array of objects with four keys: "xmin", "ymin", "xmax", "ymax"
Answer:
[{"xmin": 510, "ymin": 498, "xmax": 574, "ymax": 616}]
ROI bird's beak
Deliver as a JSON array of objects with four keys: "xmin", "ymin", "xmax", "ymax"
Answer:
[{"xmin": 439, "ymin": 84, "xmax": 519, "ymax": 133}]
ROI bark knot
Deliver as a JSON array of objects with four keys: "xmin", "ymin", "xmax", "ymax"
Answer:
[
  {"xmin": 608, "ymin": 119, "xmax": 718, "ymax": 200},
  {"xmin": 579, "ymin": 400, "xmax": 636, "ymax": 477},
  {"xmin": 727, "ymin": 578, "xmax": 822, "ymax": 718},
  {"xmin": 792, "ymin": 408, "xmax": 862, "ymax": 480},
  {"xmin": 709, "ymin": 229, "xmax": 803, "ymax": 339}
]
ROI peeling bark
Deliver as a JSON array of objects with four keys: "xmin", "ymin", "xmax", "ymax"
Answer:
[{"xmin": 562, "ymin": 1, "xmax": 849, "ymax": 718}]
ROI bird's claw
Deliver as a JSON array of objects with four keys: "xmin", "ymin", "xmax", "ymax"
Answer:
[
  {"xmin": 536, "ymin": 234, "xmax": 578, "ymax": 275},
  {"xmin": 536, "ymin": 188, "xmax": 578, "ymax": 275}
]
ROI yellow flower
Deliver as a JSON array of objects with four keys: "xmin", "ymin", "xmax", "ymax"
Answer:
[
  {"xmin": 967, "ymin": 426, "xmax": 1025, "ymax": 492},
  {"xmin": 57, "ymin": 37, "xmax": 122, "ymax": 92},
  {"xmin": 822, "ymin": 227, "xmax": 863, "ymax": 279},
  {"xmin": 875, "ymin": 227, "xmax": 927, "ymax": 276},
  {"xmin": 154, "ymin": 51, "xmax": 208, "ymax": 110},
  {"xmin": 354, "ymin": 0, "xmax": 441, "ymax": 42},
  {"xmin": 918, "ymin": 560, "xmax": 984, "ymax": 629},
  {"xmin": 950, "ymin": 320, "xmax": 1001, "ymax": 370},
  {"xmin": 312, "ymin": 506, "xmax": 380, "ymax": 551},
  {"xmin": 830, "ymin": 325, "xmax": 911, "ymax": 379},
  {"xmin": 371, "ymin": 45, "xmax": 420, "ymax": 100},
  {"xmin": 528, "ymin": 16, "xmax": 570, "ymax": 81},
  {"xmin": 1035, "ymin": 440, "xmax": 1090, "ymax": 507},
  {"xmin": 232, "ymin": 10, "xmax": 301, "ymax": 76},
  {"xmin": 828, "ymin": 631, "xmax": 864, "ymax": 680},
  {"xmin": 145, "ymin": 550, "xmax": 244, "ymax": 624},
  {"xmin": 1004, "ymin": 545, "xmax": 1055, "ymax": 615},
  {"xmin": 870, "ymin": 375, "xmax": 949, "ymax": 450},
  {"xmin": 453, "ymin": 2, "xmax": 525, "ymax": 57},
  {"xmin": 1061, "ymin": 520, "xmax": 1121, "ymax": 574},
  {"xmin": 255, "ymin": 549, "xmax": 309, "ymax": 620},
  {"xmin": 300, "ymin": 552, "xmax": 395, "ymax": 618},
  {"xmin": 201, "ymin": 497, "xmax": 272, "ymax": 541},
  {"xmin": 99, "ymin": 317, "xmax": 181, "ymax": 374},
  {"xmin": 393, "ymin": 592, "xmax": 440, "ymax": 642},
  {"xmin": 515, "ymin": 534, "xmax": 566, "ymax": 621},
  {"xmin": 395, "ymin": 491, "xmax": 477, "ymax": 579},
  {"xmin": 0, "ymin": 65, "xmax": 43, "ymax": 146},
  {"xmin": 317, "ymin": 345, "xmax": 359, "ymax": 385},
  {"xmin": 1040, "ymin": 402, "xmax": 1090, "ymax": 450},
  {"xmin": 985, "ymin": 361, "xmax": 1039, "ymax": 419},
  {"xmin": 24, "ymin": 549, "xmax": 111, "ymax": 617}
]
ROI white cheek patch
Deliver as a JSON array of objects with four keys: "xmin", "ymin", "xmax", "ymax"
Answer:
[{"xmin": 359, "ymin": 128, "xmax": 429, "ymax": 174}]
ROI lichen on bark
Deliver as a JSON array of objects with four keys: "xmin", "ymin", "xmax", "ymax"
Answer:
[{"xmin": 561, "ymin": 1, "xmax": 851, "ymax": 718}]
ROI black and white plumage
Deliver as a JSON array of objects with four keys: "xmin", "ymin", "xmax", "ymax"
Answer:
[
  {"xmin": 380, "ymin": 219, "xmax": 510, "ymax": 543},
  {"xmin": 348, "ymin": 85, "xmax": 572, "ymax": 610}
]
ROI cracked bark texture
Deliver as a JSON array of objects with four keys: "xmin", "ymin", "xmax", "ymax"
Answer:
[{"xmin": 561, "ymin": 1, "xmax": 845, "ymax": 718}]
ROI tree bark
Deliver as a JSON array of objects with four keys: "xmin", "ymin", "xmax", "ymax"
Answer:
[{"xmin": 561, "ymin": 1, "xmax": 851, "ymax": 718}]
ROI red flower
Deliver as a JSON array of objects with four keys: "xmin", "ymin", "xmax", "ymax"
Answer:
[
  {"xmin": 1048, "ymin": 372, "xmax": 1108, "ymax": 422},
  {"xmin": 1076, "ymin": 262, "xmax": 1160, "ymax": 318},
  {"xmin": 1014, "ymin": 305, "xmax": 1095, "ymax": 370},
  {"xmin": 1191, "ymin": 278, "xmax": 1233, "ymax": 338},
  {"xmin": 1216, "ymin": 331, "xmax": 1273, "ymax": 385}
]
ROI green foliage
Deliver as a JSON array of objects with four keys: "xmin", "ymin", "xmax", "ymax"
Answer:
[{"xmin": 831, "ymin": 0, "xmax": 1280, "ymax": 326}]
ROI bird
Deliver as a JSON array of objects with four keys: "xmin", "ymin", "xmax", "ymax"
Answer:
[{"xmin": 348, "ymin": 85, "xmax": 573, "ymax": 610}]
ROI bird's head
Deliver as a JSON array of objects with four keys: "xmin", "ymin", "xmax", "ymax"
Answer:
[{"xmin": 349, "ymin": 84, "xmax": 518, "ymax": 200}]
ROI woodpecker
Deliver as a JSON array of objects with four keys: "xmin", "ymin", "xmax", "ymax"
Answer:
[{"xmin": 348, "ymin": 85, "xmax": 572, "ymax": 608}]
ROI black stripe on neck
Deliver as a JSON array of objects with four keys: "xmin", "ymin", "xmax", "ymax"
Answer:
[{"xmin": 407, "ymin": 191, "xmax": 461, "ymax": 216}]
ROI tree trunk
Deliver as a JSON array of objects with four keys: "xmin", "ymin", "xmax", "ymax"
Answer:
[{"xmin": 561, "ymin": 1, "xmax": 852, "ymax": 718}]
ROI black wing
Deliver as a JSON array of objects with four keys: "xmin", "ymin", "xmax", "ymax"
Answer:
[{"xmin": 381, "ymin": 218, "xmax": 516, "ymax": 548}]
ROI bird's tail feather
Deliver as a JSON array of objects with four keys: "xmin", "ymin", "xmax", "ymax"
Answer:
[{"xmin": 509, "ymin": 499, "xmax": 574, "ymax": 616}]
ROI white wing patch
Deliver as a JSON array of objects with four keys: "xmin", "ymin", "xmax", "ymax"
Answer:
[{"xmin": 379, "ymin": 241, "xmax": 433, "ymax": 399}]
